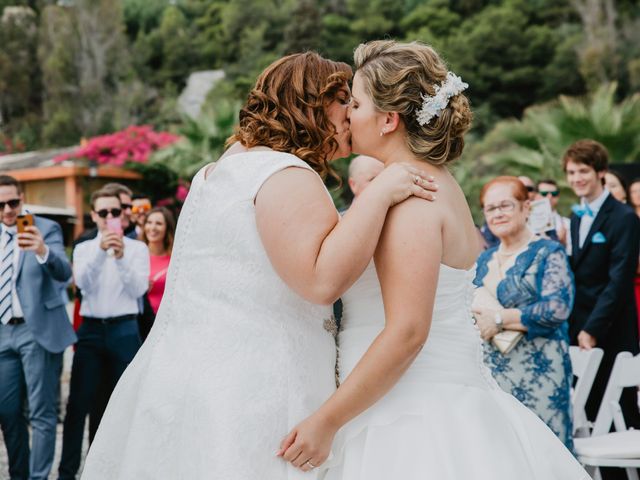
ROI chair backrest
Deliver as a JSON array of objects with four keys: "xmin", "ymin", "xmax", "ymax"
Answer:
[
  {"xmin": 591, "ymin": 352, "xmax": 640, "ymax": 436},
  {"xmin": 570, "ymin": 346, "xmax": 604, "ymax": 435}
]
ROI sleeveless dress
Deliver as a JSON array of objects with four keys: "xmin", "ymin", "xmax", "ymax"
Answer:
[
  {"xmin": 321, "ymin": 262, "xmax": 590, "ymax": 480},
  {"xmin": 81, "ymin": 151, "xmax": 337, "ymax": 480}
]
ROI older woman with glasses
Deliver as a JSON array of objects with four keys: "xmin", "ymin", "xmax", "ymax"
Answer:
[{"xmin": 472, "ymin": 176, "xmax": 576, "ymax": 451}]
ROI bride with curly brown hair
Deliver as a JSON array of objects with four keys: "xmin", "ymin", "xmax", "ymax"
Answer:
[{"xmin": 79, "ymin": 52, "xmax": 437, "ymax": 480}]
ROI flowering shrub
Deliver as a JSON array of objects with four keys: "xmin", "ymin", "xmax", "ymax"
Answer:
[{"xmin": 54, "ymin": 125, "xmax": 179, "ymax": 165}]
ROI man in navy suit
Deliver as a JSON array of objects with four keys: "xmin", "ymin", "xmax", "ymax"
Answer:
[
  {"xmin": 564, "ymin": 140, "xmax": 640, "ymax": 434},
  {"xmin": 0, "ymin": 175, "xmax": 76, "ymax": 480}
]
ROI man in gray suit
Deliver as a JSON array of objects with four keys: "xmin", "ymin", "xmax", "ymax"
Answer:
[{"xmin": 0, "ymin": 175, "xmax": 76, "ymax": 480}]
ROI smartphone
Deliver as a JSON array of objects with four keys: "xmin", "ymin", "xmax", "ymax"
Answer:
[
  {"xmin": 106, "ymin": 217, "xmax": 123, "ymax": 236},
  {"xmin": 16, "ymin": 214, "xmax": 34, "ymax": 234}
]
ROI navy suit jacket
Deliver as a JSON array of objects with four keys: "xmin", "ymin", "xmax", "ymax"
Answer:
[
  {"xmin": 16, "ymin": 215, "xmax": 77, "ymax": 353},
  {"xmin": 569, "ymin": 195, "xmax": 640, "ymax": 354}
]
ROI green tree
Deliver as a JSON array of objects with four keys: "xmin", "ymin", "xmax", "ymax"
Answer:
[
  {"xmin": 444, "ymin": 2, "xmax": 578, "ymax": 131},
  {"xmin": 455, "ymin": 83, "xmax": 640, "ymax": 220},
  {"xmin": 0, "ymin": 6, "xmax": 41, "ymax": 149},
  {"xmin": 151, "ymin": 98, "xmax": 239, "ymax": 180},
  {"xmin": 39, "ymin": 1, "xmax": 135, "ymax": 145}
]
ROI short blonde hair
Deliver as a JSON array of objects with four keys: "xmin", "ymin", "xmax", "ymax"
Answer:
[{"xmin": 354, "ymin": 40, "xmax": 472, "ymax": 166}]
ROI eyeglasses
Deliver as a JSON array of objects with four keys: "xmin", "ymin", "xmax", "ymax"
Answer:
[
  {"xmin": 132, "ymin": 204, "xmax": 151, "ymax": 214},
  {"xmin": 120, "ymin": 203, "xmax": 133, "ymax": 211},
  {"xmin": 539, "ymin": 190, "xmax": 559, "ymax": 197},
  {"xmin": 94, "ymin": 208, "xmax": 122, "ymax": 218},
  {"xmin": 525, "ymin": 186, "xmax": 537, "ymax": 193},
  {"xmin": 483, "ymin": 200, "xmax": 516, "ymax": 216},
  {"xmin": 0, "ymin": 199, "xmax": 21, "ymax": 210}
]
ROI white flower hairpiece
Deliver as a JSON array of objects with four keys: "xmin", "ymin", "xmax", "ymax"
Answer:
[{"xmin": 416, "ymin": 72, "xmax": 468, "ymax": 126}]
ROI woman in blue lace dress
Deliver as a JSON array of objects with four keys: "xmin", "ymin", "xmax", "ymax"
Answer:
[{"xmin": 472, "ymin": 176, "xmax": 575, "ymax": 451}]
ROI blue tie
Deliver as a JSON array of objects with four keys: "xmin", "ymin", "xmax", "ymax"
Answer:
[
  {"xmin": 0, "ymin": 230, "xmax": 14, "ymax": 324},
  {"xmin": 571, "ymin": 204, "xmax": 594, "ymax": 218}
]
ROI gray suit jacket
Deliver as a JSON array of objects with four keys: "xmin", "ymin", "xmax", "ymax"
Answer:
[{"xmin": 16, "ymin": 215, "xmax": 77, "ymax": 353}]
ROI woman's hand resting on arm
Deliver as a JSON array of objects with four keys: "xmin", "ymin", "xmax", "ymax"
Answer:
[{"xmin": 256, "ymin": 163, "xmax": 438, "ymax": 305}]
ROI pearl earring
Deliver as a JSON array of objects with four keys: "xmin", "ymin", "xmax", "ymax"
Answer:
[{"xmin": 380, "ymin": 130, "xmax": 386, "ymax": 137}]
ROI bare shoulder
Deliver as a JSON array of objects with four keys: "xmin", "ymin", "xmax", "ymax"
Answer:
[
  {"xmin": 385, "ymin": 196, "xmax": 443, "ymax": 240},
  {"xmin": 255, "ymin": 166, "xmax": 337, "ymax": 227}
]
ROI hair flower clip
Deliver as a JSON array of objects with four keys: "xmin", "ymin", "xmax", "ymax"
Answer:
[{"xmin": 416, "ymin": 72, "xmax": 468, "ymax": 126}]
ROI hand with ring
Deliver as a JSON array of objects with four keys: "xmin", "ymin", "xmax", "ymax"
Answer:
[
  {"xmin": 367, "ymin": 162, "xmax": 438, "ymax": 208},
  {"xmin": 276, "ymin": 412, "xmax": 337, "ymax": 472}
]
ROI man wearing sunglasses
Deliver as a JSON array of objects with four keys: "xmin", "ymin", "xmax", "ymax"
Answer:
[
  {"xmin": 58, "ymin": 189, "xmax": 149, "ymax": 480},
  {"xmin": 537, "ymin": 179, "xmax": 571, "ymax": 253},
  {"xmin": 0, "ymin": 175, "xmax": 75, "ymax": 480}
]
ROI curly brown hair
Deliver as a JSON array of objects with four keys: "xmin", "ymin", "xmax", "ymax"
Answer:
[{"xmin": 228, "ymin": 52, "xmax": 352, "ymax": 179}]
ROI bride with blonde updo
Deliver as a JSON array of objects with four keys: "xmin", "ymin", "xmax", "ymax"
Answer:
[{"xmin": 277, "ymin": 40, "xmax": 589, "ymax": 480}]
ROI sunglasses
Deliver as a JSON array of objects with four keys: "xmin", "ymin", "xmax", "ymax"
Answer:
[
  {"xmin": 120, "ymin": 203, "xmax": 133, "ymax": 210},
  {"xmin": 132, "ymin": 204, "xmax": 151, "ymax": 214},
  {"xmin": 525, "ymin": 186, "xmax": 537, "ymax": 193},
  {"xmin": 0, "ymin": 198, "xmax": 21, "ymax": 210},
  {"xmin": 95, "ymin": 208, "xmax": 122, "ymax": 218},
  {"xmin": 539, "ymin": 190, "xmax": 559, "ymax": 197}
]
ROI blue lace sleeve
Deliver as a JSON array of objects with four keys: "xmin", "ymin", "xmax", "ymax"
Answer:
[{"xmin": 520, "ymin": 250, "xmax": 575, "ymax": 339}]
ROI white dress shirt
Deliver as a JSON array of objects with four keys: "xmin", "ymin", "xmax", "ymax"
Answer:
[
  {"xmin": 1, "ymin": 223, "xmax": 50, "ymax": 319},
  {"xmin": 578, "ymin": 189, "xmax": 610, "ymax": 248},
  {"xmin": 74, "ymin": 233, "xmax": 150, "ymax": 318}
]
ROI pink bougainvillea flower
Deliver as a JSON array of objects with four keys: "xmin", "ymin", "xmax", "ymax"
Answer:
[{"xmin": 53, "ymin": 125, "xmax": 180, "ymax": 165}]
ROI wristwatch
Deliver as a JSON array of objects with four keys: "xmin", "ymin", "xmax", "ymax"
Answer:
[{"xmin": 494, "ymin": 312, "xmax": 504, "ymax": 333}]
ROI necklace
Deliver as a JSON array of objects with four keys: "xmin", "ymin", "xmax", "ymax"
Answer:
[{"xmin": 495, "ymin": 233, "xmax": 535, "ymax": 278}]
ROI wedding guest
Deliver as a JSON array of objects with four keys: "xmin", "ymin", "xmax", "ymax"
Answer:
[
  {"xmin": 518, "ymin": 175, "xmax": 537, "ymax": 201},
  {"xmin": 604, "ymin": 170, "xmax": 628, "ymax": 204},
  {"xmin": 0, "ymin": 175, "xmax": 75, "ymax": 480},
  {"xmin": 472, "ymin": 176, "xmax": 575, "ymax": 450},
  {"xmin": 630, "ymin": 178, "xmax": 640, "ymax": 346},
  {"xmin": 139, "ymin": 207, "xmax": 175, "ymax": 340},
  {"xmin": 131, "ymin": 194, "xmax": 152, "ymax": 238},
  {"xmin": 537, "ymin": 178, "xmax": 571, "ymax": 251},
  {"xmin": 565, "ymin": 140, "xmax": 640, "ymax": 442},
  {"xmin": 71, "ymin": 182, "xmax": 139, "ymax": 445},
  {"xmin": 347, "ymin": 155, "xmax": 384, "ymax": 199},
  {"xmin": 58, "ymin": 188, "xmax": 149, "ymax": 480}
]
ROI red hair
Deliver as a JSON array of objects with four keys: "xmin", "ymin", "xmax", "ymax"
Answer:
[
  {"xmin": 229, "ymin": 52, "xmax": 352, "ymax": 179},
  {"xmin": 480, "ymin": 176, "xmax": 528, "ymax": 208}
]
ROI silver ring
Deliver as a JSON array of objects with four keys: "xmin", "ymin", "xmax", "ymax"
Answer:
[
  {"xmin": 414, "ymin": 175, "xmax": 420, "ymax": 184},
  {"xmin": 305, "ymin": 460, "xmax": 317, "ymax": 469}
]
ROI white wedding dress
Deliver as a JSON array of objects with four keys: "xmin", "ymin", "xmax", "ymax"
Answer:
[
  {"xmin": 81, "ymin": 151, "xmax": 337, "ymax": 480},
  {"xmin": 321, "ymin": 262, "xmax": 590, "ymax": 480}
]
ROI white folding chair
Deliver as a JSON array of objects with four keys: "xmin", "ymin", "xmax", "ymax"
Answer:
[
  {"xmin": 574, "ymin": 352, "xmax": 640, "ymax": 480},
  {"xmin": 570, "ymin": 346, "xmax": 604, "ymax": 437}
]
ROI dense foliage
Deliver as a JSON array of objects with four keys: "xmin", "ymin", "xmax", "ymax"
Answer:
[{"xmin": 0, "ymin": 0, "xmax": 638, "ymax": 208}]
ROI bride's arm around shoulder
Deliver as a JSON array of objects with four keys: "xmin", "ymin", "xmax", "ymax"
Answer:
[
  {"xmin": 255, "ymin": 163, "xmax": 436, "ymax": 305},
  {"xmin": 278, "ymin": 196, "xmax": 444, "ymax": 471}
]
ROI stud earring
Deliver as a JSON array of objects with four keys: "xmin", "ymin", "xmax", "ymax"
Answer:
[{"xmin": 380, "ymin": 130, "xmax": 386, "ymax": 137}]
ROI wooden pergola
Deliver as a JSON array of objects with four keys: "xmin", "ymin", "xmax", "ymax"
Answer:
[{"xmin": 0, "ymin": 148, "xmax": 142, "ymax": 241}]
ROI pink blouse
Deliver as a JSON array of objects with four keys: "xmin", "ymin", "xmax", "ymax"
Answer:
[{"xmin": 148, "ymin": 254, "xmax": 171, "ymax": 314}]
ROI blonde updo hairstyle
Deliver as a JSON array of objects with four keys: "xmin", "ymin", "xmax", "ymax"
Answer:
[{"xmin": 354, "ymin": 40, "xmax": 472, "ymax": 166}]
